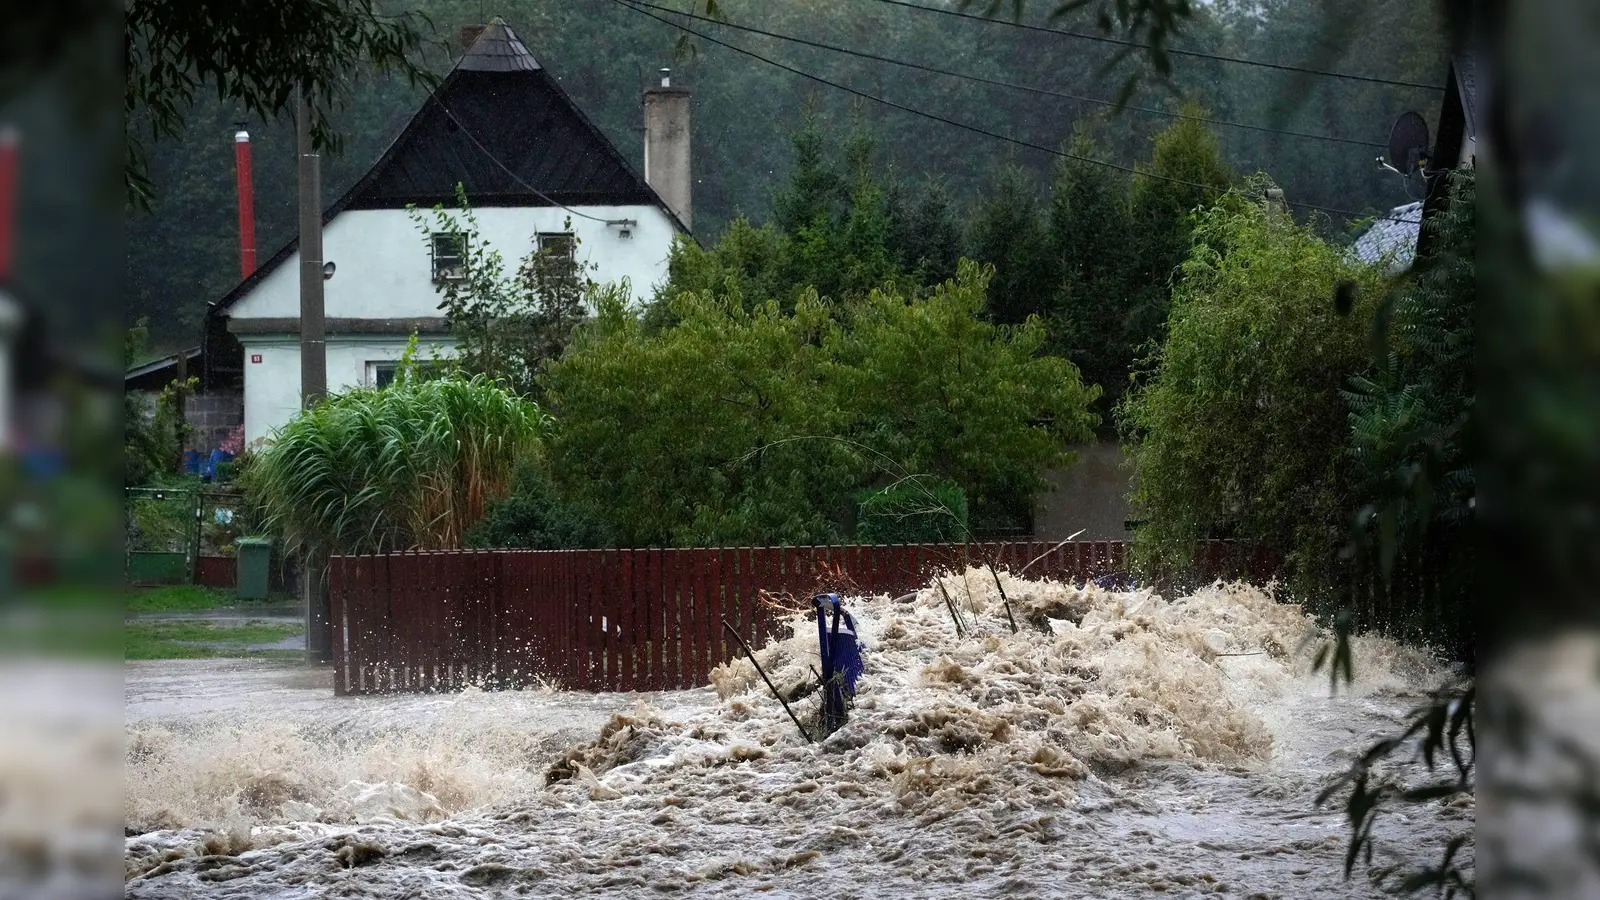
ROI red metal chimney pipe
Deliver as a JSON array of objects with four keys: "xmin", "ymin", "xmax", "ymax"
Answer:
[
  {"xmin": 234, "ymin": 128, "xmax": 257, "ymax": 278},
  {"xmin": 0, "ymin": 126, "xmax": 17, "ymax": 282}
]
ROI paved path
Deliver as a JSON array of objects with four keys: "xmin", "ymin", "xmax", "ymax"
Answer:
[
  {"xmin": 125, "ymin": 605, "xmax": 306, "ymax": 651},
  {"xmin": 125, "ymin": 604, "xmax": 301, "ymax": 623}
]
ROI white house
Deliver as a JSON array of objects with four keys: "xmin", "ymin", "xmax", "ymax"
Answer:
[{"xmin": 209, "ymin": 19, "xmax": 692, "ymax": 445}]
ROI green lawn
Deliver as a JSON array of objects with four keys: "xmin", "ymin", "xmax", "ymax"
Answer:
[
  {"xmin": 124, "ymin": 619, "xmax": 304, "ymax": 660},
  {"xmin": 125, "ymin": 585, "xmax": 297, "ymax": 613}
]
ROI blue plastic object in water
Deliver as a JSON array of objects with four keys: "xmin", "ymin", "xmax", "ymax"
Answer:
[{"xmin": 813, "ymin": 593, "xmax": 863, "ymax": 737}]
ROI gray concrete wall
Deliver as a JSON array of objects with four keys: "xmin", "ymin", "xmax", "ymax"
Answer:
[{"xmin": 1033, "ymin": 442, "xmax": 1135, "ymax": 540}]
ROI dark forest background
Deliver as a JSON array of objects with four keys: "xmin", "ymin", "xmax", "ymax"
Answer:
[{"xmin": 125, "ymin": 0, "xmax": 1448, "ymax": 352}]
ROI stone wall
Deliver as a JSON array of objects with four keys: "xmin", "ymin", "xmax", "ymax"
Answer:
[{"xmin": 183, "ymin": 390, "xmax": 243, "ymax": 455}]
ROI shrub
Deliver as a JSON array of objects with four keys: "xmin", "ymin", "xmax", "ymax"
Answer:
[
  {"xmin": 466, "ymin": 463, "xmax": 612, "ymax": 550},
  {"xmin": 245, "ymin": 374, "xmax": 547, "ymax": 556}
]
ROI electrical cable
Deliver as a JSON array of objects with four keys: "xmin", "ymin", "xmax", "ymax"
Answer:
[
  {"xmin": 609, "ymin": 0, "xmax": 1417, "ymax": 223},
  {"xmin": 865, "ymin": 0, "xmax": 1442, "ymax": 91},
  {"xmin": 429, "ymin": 96, "xmax": 631, "ymax": 226},
  {"xmin": 624, "ymin": 0, "xmax": 1385, "ymax": 148}
]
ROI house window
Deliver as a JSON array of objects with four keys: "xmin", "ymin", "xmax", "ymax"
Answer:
[
  {"xmin": 368, "ymin": 361, "xmax": 402, "ymax": 389},
  {"xmin": 431, "ymin": 232, "xmax": 468, "ymax": 283},
  {"xmin": 367, "ymin": 360, "xmax": 446, "ymax": 389},
  {"xmin": 535, "ymin": 232, "xmax": 578, "ymax": 282}
]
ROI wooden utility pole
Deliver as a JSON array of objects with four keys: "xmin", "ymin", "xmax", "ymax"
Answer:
[
  {"xmin": 297, "ymin": 91, "xmax": 331, "ymax": 663},
  {"xmin": 296, "ymin": 92, "xmax": 327, "ymax": 408}
]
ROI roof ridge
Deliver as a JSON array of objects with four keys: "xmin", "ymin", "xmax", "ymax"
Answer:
[{"xmin": 457, "ymin": 18, "xmax": 539, "ymax": 72}]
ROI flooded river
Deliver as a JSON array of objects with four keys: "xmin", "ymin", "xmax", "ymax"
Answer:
[{"xmin": 125, "ymin": 574, "xmax": 1471, "ymax": 897}]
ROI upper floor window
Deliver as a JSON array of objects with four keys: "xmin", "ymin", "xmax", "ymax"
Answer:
[
  {"xmin": 535, "ymin": 232, "xmax": 578, "ymax": 283},
  {"xmin": 431, "ymin": 232, "xmax": 468, "ymax": 283}
]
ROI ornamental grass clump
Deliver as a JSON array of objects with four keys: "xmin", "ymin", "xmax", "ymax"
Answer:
[{"xmin": 246, "ymin": 374, "xmax": 548, "ymax": 556}]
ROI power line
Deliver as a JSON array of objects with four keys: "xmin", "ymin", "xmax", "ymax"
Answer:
[
  {"xmin": 625, "ymin": 0, "xmax": 1384, "ymax": 149},
  {"xmin": 609, "ymin": 0, "xmax": 1413, "ymax": 224},
  {"xmin": 429, "ymin": 96, "xmax": 626, "ymax": 226},
  {"xmin": 866, "ymin": 0, "xmax": 1443, "ymax": 92}
]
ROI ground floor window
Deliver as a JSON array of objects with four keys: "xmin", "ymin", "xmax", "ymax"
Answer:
[{"xmin": 366, "ymin": 359, "xmax": 448, "ymax": 389}]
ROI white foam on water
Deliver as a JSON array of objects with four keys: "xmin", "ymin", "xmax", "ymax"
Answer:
[{"xmin": 124, "ymin": 574, "xmax": 1471, "ymax": 897}]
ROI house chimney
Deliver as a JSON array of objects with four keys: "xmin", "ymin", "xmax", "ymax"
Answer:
[
  {"xmin": 643, "ymin": 67, "xmax": 692, "ymax": 231},
  {"xmin": 0, "ymin": 126, "xmax": 16, "ymax": 282},
  {"xmin": 234, "ymin": 127, "xmax": 257, "ymax": 278},
  {"xmin": 1262, "ymin": 186, "xmax": 1288, "ymax": 218},
  {"xmin": 461, "ymin": 24, "xmax": 485, "ymax": 49}
]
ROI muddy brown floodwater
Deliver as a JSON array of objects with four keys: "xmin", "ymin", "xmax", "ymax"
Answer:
[{"xmin": 124, "ymin": 574, "xmax": 1472, "ymax": 898}]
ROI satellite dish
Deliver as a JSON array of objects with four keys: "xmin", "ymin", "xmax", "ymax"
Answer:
[{"xmin": 1387, "ymin": 112, "xmax": 1431, "ymax": 176}]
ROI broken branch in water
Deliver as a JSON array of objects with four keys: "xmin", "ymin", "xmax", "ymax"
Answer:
[
  {"xmin": 933, "ymin": 575, "xmax": 967, "ymax": 637},
  {"xmin": 1019, "ymin": 530, "xmax": 1085, "ymax": 577},
  {"xmin": 985, "ymin": 559, "xmax": 1019, "ymax": 634},
  {"xmin": 723, "ymin": 618, "xmax": 812, "ymax": 743}
]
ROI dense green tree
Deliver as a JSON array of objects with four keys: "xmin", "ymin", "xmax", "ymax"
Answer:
[
  {"xmin": 651, "ymin": 220, "xmax": 793, "ymax": 322},
  {"xmin": 830, "ymin": 261, "xmax": 1100, "ymax": 531},
  {"xmin": 891, "ymin": 177, "xmax": 965, "ymax": 286},
  {"xmin": 1120, "ymin": 182, "xmax": 1385, "ymax": 598},
  {"xmin": 1126, "ymin": 107, "xmax": 1236, "ymax": 351},
  {"xmin": 967, "ymin": 164, "xmax": 1058, "ymax": 327},
  {"xmin": 543, "ymin": 283, "xmax": 850, "ymax": 548},
  {"xmin": 1048, "ymin": 122, "xmax": 1139, "ymax": 412},
  {"xmin": 466, "ymin": 462, "xmax": 614, "ymax": 550},
  {"xmin": 771, "ymin": 109, "xmax": 845, "ymax": 237},
  {"xmin": 1343, "ymin": 169, "xmax": 1474, "ymax": 644}
]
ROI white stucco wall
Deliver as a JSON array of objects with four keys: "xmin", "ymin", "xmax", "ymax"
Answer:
[
  {"xmin": 238, "ymin": 335, "xmax": 456, "ymax": 447},
  {"xmin": 228, "ymin": 204, "xmax": 678, "ymax": 321},
  {"xmin": 229, "ymin": 202, "xmax": 680, "ymax": 445}
]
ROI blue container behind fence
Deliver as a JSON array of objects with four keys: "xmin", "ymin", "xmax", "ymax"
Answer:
[{"xmin": 202, "ymin": 448, "xmax": 233, "ymax": 481}]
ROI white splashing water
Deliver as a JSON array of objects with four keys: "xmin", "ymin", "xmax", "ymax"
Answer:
[{"xmin": 124, "ymin": 574, "xmax": 1470, "ymax": 897}]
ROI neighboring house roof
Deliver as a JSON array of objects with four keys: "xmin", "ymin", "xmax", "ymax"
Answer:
[
  {"xmin": 1349, "ymin": 202, "xmax": 1423, "ymax": 275},
  {"xmin": 126, "ymin": 346, "xmax": 202, "ymax": 390},
  {"xmin": 1351, "ymin": 197, "xmax": 1599, "ymax": 275},
  {"xmin": 210, "ymin": 17, "xmax": 687, "ymax": 318}
]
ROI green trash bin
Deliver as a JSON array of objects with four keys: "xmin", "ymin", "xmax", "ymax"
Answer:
[{"xmin": 236, "ymin": 537, "xmax": 273, "ymax": 601}]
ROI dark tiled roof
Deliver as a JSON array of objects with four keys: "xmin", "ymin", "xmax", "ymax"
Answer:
[
  {"xmin": 349, "ymin": 17, "xmax": 661, "ymax": 209},
  {"xmin": 346, "ymin": 68, "xmax": 660, "ymax": 210},
  {"xmin": 210, "ymin": 18, "xmax": 683, "ymax": 316}
]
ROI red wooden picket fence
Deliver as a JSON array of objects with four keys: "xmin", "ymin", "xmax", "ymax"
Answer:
[{"xmin": 328, "ymin": 539, "xmax": 1274, "ymax": 696}]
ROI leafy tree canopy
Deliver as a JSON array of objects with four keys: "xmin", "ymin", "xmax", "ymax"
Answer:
[
  {"xmin": 125, "ymin": 0, "xmax": 436, "ymax": 207},
  {"xmin": 542, "ymin": 260, "xmax": 1097, "ymax": 547}
]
